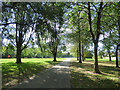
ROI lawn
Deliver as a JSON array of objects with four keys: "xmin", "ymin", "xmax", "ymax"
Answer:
[
  {"xmin": 1, "ymin": 58, "xmax": 65, "ymax": 88},
  {"xmin": 70, "ymin": 58, "xmax": 120, "ymax": 88}
]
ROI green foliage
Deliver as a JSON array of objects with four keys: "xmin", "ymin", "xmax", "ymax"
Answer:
[
  {"xmin": 70, "ymin": 42, "xmax": 93, "ymax": 58},
  {"xmin": 99, "ymin": 50, "xmax": 105, "ymax": 59},
  {"xmin": 84, "ymin": 50, "xmax": 93, "ymax": 58},
  {"xmin": 57, "ymin": 51, "xmax": 73, "ymax": 58},
  {"xmin": 2, "ymin": 45, "xmax": 70, "ymax": 58},
  {"xmin": 2, "ymin": 44, "xmax": 15, "ymax": 58}
]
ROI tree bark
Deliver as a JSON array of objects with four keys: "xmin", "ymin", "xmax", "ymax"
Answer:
[
  {"xmin": 88, "ymin": 2, "xmax": 103, "ymax": 74},
  {"xmin": 53, "ymin": 46, "xmax": 57, "ymax": 62},
  {"xmin": 82, "ymin": 42, "xmax": 85, "ymax": 61},
  {"xmin": 107, "ymin": 50, "xmax": 111, "ymax": 61},
  {"xmin": 16, "ymin": 47, "xmax": 22, "ymax": 63},
  {"xmin": 94, "ymin": 42, "xmax": 101, "ymax": 73},
  {"xmin": 16, "ymin": 30, "xmax": 22, "ymax": 63},
  {"xmin": 116, "ymin": 45, "xmax": 119, "ymax": 67},
  {"xmin": 79, "ymin": 40, "xmax": 82, "ymax": 63},
  {"xmin": 77, "ymin": 47, "xmax": 79, "ymax": 60},
  {"xmin": 15, "ymin": 7, "xmax": 22, "ymax": 63},
  {"xmin": 53, "ymin": 52, "xmax": 57, "ymax": 62},
  {"xmin": 16, "ymin": 35, "xmax": 22, "ymax": 63},
  {"xmin": 16, "ymin": 24, "xmax": 22, "ymax": 63}
]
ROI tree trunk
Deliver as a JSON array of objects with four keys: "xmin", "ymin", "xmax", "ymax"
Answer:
[
  {"xmin": 16, "ymin": 26, "xmax": 22, "ymax": 63},
  {"xmin": 82, "ymin": 42, "xmax": 85, "ymax": 61},
  {"xmin": 116, "ymin": 45, "xmax": 119, "ymax": 67},
  {"xmin": 53, "ymin": 52, "xmax": 57, "ymax": 62},
  {"xmin": 15, "ymin": 11, "xmax": 22, "ymax": 63},
  {"xmin": 107, "ymin": 50, "xmax": 111, "ymax": 61},
  {"xmin": 116, "ymin": 2, "xmax": 120, "ymax": 67},
  {"xmin": 77, "ymin": 47, "xmax": 79, "ymax": 60},
  {"xmin": 108, "ymin": 53, "xmax": 111, "ymax": 62},
  {"xmin": 88, "ymin": 2, "xmax": 103, "ymax": 74},
  {"xmin": 94, "ymin": 43, "xmax": 101, "ymax": 73},
  {"xmin": 79, "ymin": 40, "xmax": 82, "ymax": 63},
  {"xmin": 16, "ymin": 46, "xmax": 22, "ymax": 63}
]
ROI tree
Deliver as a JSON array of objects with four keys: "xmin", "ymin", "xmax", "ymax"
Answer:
[
  {"xmin": 2, "ymin": 2, "xmax": 35, "ymax": 63},
  {"xmin": 103, "ymin": 2, "xmax": 120, "ymax": 67},
  {"xmin": 98, "ymin": 49, "xmax": 105, "ymax": 59},
  {"xmin": 87, "ymin": 2, "xmax": 108, "ymax": 73},
  {"xmin": 102, "ymin": 31, "xmax": 113, "ymax": 61},
  {"xmin": 66, "ymin": 2, "xmax": 91, "ymax": 63},
  {"xmin": 44, "ymin": 3, "xmax": 65, "ymax": 62},
  {"xmin": 29, "ymin": 2, "xmax": 65, "ymax": 61},
  {"xmin": 116, "ymin": 2, "xmax": 120, "ymax": 67}
]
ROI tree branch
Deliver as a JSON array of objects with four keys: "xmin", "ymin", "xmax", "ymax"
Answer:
[
  {"xmin": 27, "ymin": 3, "xmax": 38, "ymax": 13},
  {"xmin": 102, "ymin": 2, "xmax": 109, "ymax": 10},
  {"xmin": 21, "ymin": 33, "xmax": 32, "ymax": 51},
  {"xmin": 21, "ymin": 24, "xmax": 34, "ymax": 51},
  {"xmin": 91, "ymin": 3, "xmax": 98, "ymax": 12},
  {"xmin": 7, "ymin": 30, "xmax": 16, "ymax": 47},
  {"xmin": 88, "ymin": 2, "xmax": 95, "ymax": 42}
]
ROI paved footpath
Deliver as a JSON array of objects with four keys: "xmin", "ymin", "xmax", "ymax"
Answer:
[{"xmin": 11, "ymin": 58, "xmax": 71, "ymax": 88}]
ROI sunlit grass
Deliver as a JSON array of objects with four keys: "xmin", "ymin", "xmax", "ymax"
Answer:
[
  {"xmin": 2, "ymin": 58, "xmax": 65, "ymax": 88},
  {"xmin": 85, "ymin": 58, "xmax": 116, "ymax": 62},
  {"xmin": 71, "ymin": 58, "xmax": 120, "ymax": 88}
]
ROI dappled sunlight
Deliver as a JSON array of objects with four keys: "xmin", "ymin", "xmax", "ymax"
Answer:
[
  {"xmin": 10, "ymin": 58, "xmax": 71, "ymax": 88},
  {"xmin": 53, "ymin": 65, "xmax": 69, "ymax": 69},
  {"xmin": 71, "ymin": 59, "xmax": 120, "ymax": 88},
  {"xmin": 2, "ymin": 58, "xmax": 65, "ymax": 88},
  {"xmin": 29, "ymin": 75, "xmax": 36, "ymax": 80},
  {"xmin": 72, "ymin": 64, "xmax": 118, "ymax": 81},
  {"xmin": 84, "ymin": 60, "xmax": 116, "ymax": 67}
]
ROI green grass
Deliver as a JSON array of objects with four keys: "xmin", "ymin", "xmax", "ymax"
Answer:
[
  {"xmin": 1, "ymin": 58, "xmax": 65, "ymax": 88},
  {"xmin": 71, "ymin": 58, "xmax": 120, "ymax": 88}
]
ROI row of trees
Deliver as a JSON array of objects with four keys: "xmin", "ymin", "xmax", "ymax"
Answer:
[
  {"xmin": 2, "ymin": 44, "xmax": 72, "ymax": 58},
  {"xmin": 65, "ymin": 2, "xmax": 120, "ymax": 73},
  {"xmin": 1, "ymin": 2, "xmax": 120, "ymax": 74}
]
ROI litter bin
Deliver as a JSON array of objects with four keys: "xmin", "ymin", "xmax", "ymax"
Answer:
[{"xmin": 8, "ymin": 55, "xmax": 10, "ymax": 58}]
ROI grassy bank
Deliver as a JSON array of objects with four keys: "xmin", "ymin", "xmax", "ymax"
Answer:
[
  {"xmin": 70, "ymin": 58, "xmax": 120, "ymax": 88},
  {"xmin": 2, "ymin": 58, "xmax": 65, "ymax": 88}
]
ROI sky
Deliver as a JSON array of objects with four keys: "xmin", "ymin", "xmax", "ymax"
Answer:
[{"xmin": 2, "ymin": 25, "xmax": 104, "ymax": 54}]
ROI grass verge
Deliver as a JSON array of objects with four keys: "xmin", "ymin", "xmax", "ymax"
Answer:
[{"xmin": 70, "ymin": 58, "xmax": 120, "ymax": 88}]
